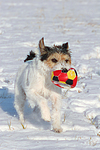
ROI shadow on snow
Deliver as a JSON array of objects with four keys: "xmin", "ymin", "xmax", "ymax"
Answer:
[
  {"xmin": 0, "ymin": 87, "xmax": 17, "ymax": 117},
  {"xmin": 0, "ymin": 87, "xmax": 51, "ymax": 130}
]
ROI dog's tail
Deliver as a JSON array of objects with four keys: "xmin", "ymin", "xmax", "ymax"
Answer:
[{"xmin": 24, "ymin": 50, "xmax": 36, "ymax": 62}]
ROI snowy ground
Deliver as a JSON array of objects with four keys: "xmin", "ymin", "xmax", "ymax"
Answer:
[{"xmin": 0, "ymin": 0, "xmax": 100, "ymax": 149}]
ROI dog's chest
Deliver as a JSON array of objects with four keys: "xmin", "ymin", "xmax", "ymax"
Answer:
[{"xmin": 35, "ymin": 73, "xmax": 52, "ymax": 97}]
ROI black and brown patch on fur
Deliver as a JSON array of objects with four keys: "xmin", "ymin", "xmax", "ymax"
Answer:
[
  {"xmin": 45, "ymin": 53, "xmax": 71, "ymax": 68},
  {"xmin": 39, "ymin": 37, "xmax": 71, "ymax": 62},
  {"xmin": 24, "ymin": 50, "xmax": 36, "ymax": 62},
  {"xmin": 39, "ymin": 37, "xmax": 71, "ymax": 68}
]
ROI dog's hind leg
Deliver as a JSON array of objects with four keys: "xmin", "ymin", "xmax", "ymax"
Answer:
[{"xmin": 14, "ymin": 86, "xmax": 26, "ymax": 123}]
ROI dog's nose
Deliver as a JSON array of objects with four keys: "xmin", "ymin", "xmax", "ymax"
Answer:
[{"xmin": 61, "ymin": 68, "xmax": 68, "ymax": 73}]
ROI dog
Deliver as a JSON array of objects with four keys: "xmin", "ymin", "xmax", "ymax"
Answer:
[{"xmin": 14, "ymin": 37, "xmax": 71, "ymax": 133}]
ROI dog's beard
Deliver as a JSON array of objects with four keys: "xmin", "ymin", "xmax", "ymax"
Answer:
[{"xmin": 52, "ymin": 62, "xmax": 71, "ymax": 72}]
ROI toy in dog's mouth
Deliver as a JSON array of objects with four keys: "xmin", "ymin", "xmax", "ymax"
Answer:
[{"xmin": 51, "ymin": 68, "xmax": 78, "ymax": 89}]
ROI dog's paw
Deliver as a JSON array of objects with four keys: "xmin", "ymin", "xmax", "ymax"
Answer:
[
  {"xmin": 42, "ymin": 114, "xmax": 51, "ymax": 122},
  {"xmin": 42, "ymin": 110, "xmax": 51, "ymax": 122},
  {"xmin": 40, "ymin": 105, "xmax": 51, "ymax": 122},
  {"xmin": 53, "ymin": 127, "xmax": 63, "ymax": 133}
]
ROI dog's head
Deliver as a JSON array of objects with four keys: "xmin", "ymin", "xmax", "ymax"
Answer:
[{"xmin": 39, "ymin": 37, "xmax": 71, "ymax": 71}]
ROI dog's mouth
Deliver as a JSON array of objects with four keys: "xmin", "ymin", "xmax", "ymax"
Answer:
[
  {"xmin": 52, "ymin": 64, "xmax": 71, "ymax": 72},
  {"xmin": 61, "ymin": 68, "xmax": 68, "ymax": 73}
]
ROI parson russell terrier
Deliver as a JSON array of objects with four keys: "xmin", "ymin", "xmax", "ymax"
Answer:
[{"xmin": 14, "ymin": 37, "xmax": 71, "ymax": 133}]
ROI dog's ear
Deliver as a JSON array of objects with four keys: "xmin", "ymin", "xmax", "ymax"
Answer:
[
  {"xmin": 39, "ymin": 37, "xmax": 45, "ymax": 54},
  {"xmin": 62, "ymin": 42, "xmax": 69, "ymax": 50}
]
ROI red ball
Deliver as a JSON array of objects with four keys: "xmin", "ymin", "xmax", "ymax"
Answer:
[{"xmin": 51, "ymin": 68, "xmax": 78, "ymax": 88}]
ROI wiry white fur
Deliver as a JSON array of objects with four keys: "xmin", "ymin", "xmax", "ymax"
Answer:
[{"xmin": 14, "ymin": 52, "xmax": 71, "ymax": 133}]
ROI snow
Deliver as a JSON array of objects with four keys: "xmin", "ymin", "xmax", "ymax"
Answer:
[{"xmin": 0, "ymin": 0, "xmax": 100, "ymax": 149}]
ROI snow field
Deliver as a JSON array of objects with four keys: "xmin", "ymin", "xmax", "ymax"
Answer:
[{"xmin": 0, "ymin": 0, "xmax": 100, "ymax": 149}]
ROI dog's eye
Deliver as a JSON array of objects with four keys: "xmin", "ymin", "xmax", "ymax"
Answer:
[
  {"xmin": 65, "ymin": 59, "xmax": 69, "ymax": 63},
  {"xmin": 51, "ymin": 58, "xmax": 58, "ymax": 63}
]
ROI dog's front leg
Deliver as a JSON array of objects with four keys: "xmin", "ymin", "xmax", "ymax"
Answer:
[
  {"xmin": 51, "ymin": 93, "xmax": 63, "ymax": 133},
  {"xmin": 26, "ymin": 89, "xmax": 51, "ymax": 122}
]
